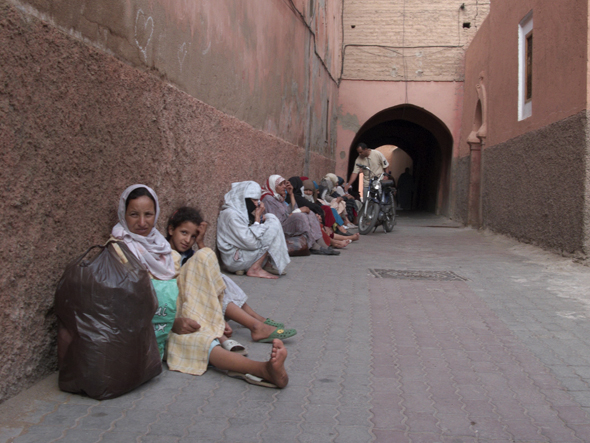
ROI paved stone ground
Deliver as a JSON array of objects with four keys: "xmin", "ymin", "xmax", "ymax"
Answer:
[{"xmin": 3, "ymin": 212, "xmax": 590, "ymax": 442}]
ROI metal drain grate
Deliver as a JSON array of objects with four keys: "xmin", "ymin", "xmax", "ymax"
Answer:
[{"xmin": 369, "ymin": 269, "xmax": 469, "ymax": 281}]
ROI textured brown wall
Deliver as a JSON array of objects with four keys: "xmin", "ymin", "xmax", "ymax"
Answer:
[
  {"xmin": 451, "ymin": 156, "xmax": 471, "ymax": 224},
  {"xmin": 455, "ymin": 0, "xmax": 589, "ymax": 231},
  {"xmin": 0, "ymin": 1, "xmax": 334, "ymax": 402},
  {"xmin": 481, "ymin": 112, "xmax": 587, "ymax": 255}
]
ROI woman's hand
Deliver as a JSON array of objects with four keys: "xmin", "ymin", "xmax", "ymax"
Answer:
[
  {"xmin": 254, "ymin": 201, "xmax": 266, "ymax": 223},
  {"xmin": 172, "ymin": 317, "xmax": 201, "ymax": 335},
  {"xmin": 196, "ymin": 221, "xmax": 208, "ymax": 250},
  {"xmin": 300, "ymin": 206, "xmax": 310, "ymax": 214},
  {"xmin": 285, "ymin": 181, "xmax": 294, "ymax": 196},
  {"xmin": 224, "ymin": 322, "xmax": 233, "ymax": 338}
]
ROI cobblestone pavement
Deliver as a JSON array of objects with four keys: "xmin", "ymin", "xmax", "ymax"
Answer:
[{"xmin": 4, "ymin": 212, "xmax": 590, "ymax": 442}]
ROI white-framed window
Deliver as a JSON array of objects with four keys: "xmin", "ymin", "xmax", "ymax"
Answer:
[{"xmin": 518, "ymin": 11, "xmax": 533, "ymax": 121}]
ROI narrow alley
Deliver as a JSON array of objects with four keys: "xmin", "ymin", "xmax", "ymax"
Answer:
[{"xmin": 3, "ymin": 213, "xmax": 590, "ymax": 442}]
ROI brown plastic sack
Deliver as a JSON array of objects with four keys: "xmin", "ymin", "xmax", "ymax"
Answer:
[
  {"xmin": 55, "ymin": 241, "xmax": 162, "ymax": 400},
  {"xmin": 286, "ymin": 235, "xmax": 311, "ymax": 256}
]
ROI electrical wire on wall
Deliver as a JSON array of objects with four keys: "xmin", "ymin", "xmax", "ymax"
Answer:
[
  {"xmin": 282, "ymin": 0, "xmax": 339, "ymax": 86},
  {"xmin": 402, "ymin": 0, "xmax": 408, "ymax": 105}
]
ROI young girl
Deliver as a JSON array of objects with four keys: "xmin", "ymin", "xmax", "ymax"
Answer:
[{"xmin": 166, "ymin": 207, "xmax": 297, "ymax": 350}]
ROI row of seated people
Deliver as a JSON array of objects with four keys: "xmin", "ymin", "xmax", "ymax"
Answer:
[
  {"xmin": 217, "ymin": 174, "xmax": 361, "ymax": 279},
  {"xmin": 108, "ymin": 172, "xmax": 357, "ymax": 389}
]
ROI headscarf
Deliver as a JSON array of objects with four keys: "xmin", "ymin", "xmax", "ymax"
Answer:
[
  {"xmin": 302, "ymin": 179, "xmax": 317, "ymax": 203},
  {"xmin": 261, "ymin": 174, "xmax": 286, "ymax": 202},
  {"xmin": 221, "ymin": 181, "xmax": 262, "ymax": 225},
  {"xmin": 288, "ymin": 176, "xmax": 304, "ymax": 197},
  {"xmin": 111, "ymin": 184, "xmax": 176, "ymax": 280},
  {"xmin": 289, "ymin": 176, "xmax": 324, "ymax": 215},
  {"xmin": 324, "ymin": 173, "xmax": 339, "ymax": 187}
]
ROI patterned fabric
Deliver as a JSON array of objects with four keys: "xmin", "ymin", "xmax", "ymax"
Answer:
[
  {"xmin": 166, "ymin": 248, "xmax": 226, "ymax": 375},
  {"xmin": 150, "ymin": 279, "xmax": 179, "ymax": 359}
]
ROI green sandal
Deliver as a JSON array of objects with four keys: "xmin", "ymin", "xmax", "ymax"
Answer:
[
  {"xmin": 257, "ymin": 328, "xmax": 297, "ymax": 343},
  {"xmin": 264, "ymin": 318, "xmax": 284, "ymax": 328}
]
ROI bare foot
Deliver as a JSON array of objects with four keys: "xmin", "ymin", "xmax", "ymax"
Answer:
[
  {"xmin": 262, "ymin": 339, "xmax": 288, "ymax": 388},
  {"xmin": 350, "ymin": 233, "xmax": 360, "ymax": 241},
  {"xmin": 331, "ymin": 239, "xmax": 350, "ymax": 249},
  {"xmin": 247, "ymin": 266, "xmax": 279, "ymax": 279},
  {"xmin": 250, "ymin": 321, "xmax": 279, "ymax": 341}
]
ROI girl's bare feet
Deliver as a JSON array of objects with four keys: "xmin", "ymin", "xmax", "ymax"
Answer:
[
  {"xmin": 261, "ymin": 339, "xmax": 288, "ymax": 388},
  {"xmin": 250, "ymin": 321, "xmax": 279, "ymax": 341}
]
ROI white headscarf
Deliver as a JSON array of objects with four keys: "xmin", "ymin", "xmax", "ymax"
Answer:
[
  {"xmin": 221, "ymin": 181, "xmax": 262, "ymax": 225},
  {"xmin": 111, "ymin": 184, "xmax": 176, "ymax": 280},
  {"xmin": 261, "ymin": 174, "xmax": 286, "ymax": 202},
  {"xmin": 324, "ymin": 173, "xmax": 339, "ymax": 187}
]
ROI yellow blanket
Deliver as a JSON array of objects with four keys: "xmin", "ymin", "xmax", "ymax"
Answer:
[{"xmin": 166, "ymin": 248, "xmax": 226, "ymax": 375}]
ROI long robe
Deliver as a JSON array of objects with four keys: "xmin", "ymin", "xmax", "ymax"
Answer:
[
  {"xmin": 262, "ymin": 195, "xmax": 323, "ymax": 248},
  {"xmin": 217, "ymin": 181, "xmax": 290, "ymax": 274}
]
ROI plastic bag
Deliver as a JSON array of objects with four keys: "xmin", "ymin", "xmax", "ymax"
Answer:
[
  {"xmin": 286, "ymin": 235, "xmax": 310, "ymax": 256},
  {"xmin": 55, "ymin": 241, "xmax": 162, "ymax": 400}
]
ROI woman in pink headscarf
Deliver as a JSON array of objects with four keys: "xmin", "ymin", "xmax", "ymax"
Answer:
[{"xmin": 261, "ymin": 175, "xmax": 338, "ymax": 256}]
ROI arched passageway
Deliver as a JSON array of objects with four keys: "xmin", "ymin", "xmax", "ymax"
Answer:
[{"xmin": 347, "ymin": 105, "xmax": 454, "ymax": 215}]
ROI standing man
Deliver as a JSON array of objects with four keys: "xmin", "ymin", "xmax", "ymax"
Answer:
[
  {"xmin": 343, "ymin": 143, "xmax": 390, "ymax": 199},
  {"xmin": 397, "ymin": 167, "xmax": 415, "ymax": 210}
]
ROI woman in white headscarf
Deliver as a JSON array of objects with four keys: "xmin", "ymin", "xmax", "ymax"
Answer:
[
  {"xmin": 261, "ymin": 175, "xmax": 339, "ymax": 256},
  {"xmin": 217, "ymin": 181, "xmax": 290, "ymax": 279},
  {"xmin": 111, "ymin": 184, "xmax": 289, "ymax": 388}
]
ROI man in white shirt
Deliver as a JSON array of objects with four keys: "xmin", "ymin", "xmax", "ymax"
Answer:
[{"xmin": 344, "ymin": 143, "xmax": 390, "ymax": 198}]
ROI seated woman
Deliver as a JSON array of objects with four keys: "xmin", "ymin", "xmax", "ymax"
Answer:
[
  {"xmin": 288, "ymin": 176, "xmax": 355, "ymax": 249},
  {"xmin": 261, "ymin": 175, "xmax": 338, "ymax": 256},
  {"xmin": 166, "ymin": 206, "xmax": 297, "ymax": 347},
  {"xmin": 111, "ymin": 184, "xmax": 289, "ymax": 388},
  {"xmin": 217, "ymin": 181, "xmax": 290, "ymax": 279},
  {"xmin": 318, "ymin": 173, "xmax": 356, "ymax": 229},
  {"xmin": 301, "ymin": 179, "xmax": 359, "ymax": 243}
]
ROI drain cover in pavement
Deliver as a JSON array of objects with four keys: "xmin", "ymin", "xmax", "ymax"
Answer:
[{"xmin": 369, "ymin": 269, "xmax": 468, "ymax": 281}]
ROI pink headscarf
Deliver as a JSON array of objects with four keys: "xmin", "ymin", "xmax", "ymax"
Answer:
[
  {"xmin": 261, "ymin": 174, "xmax": 287, "ymax": 202},
  {"xmin": 111, "ymin": 184, "xmax": 176, "ymax": 281}
]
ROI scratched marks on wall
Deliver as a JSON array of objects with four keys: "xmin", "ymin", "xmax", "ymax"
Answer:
[
  {"xmin": 178, "ymin": 42, "xmax": 188, "ymax": 72},
  {"xmin": 135, "ymin": 9, "xmax": 154, "ymax": 61}
]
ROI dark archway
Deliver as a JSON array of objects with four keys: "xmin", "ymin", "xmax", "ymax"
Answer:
[{"xmin": 347, "ymin": 105, "xmax": 454, "ymax": 215}]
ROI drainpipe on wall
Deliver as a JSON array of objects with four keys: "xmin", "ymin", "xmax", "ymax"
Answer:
[
  {"xmin": 467, "ymin": 135, "xmax": 483, "ymax": 228},
  {"xmin": 304, "ymin": 30, "xmax": 314, "ymax": 176}
]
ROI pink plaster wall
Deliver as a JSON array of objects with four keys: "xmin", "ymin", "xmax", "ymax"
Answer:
[
  {"xmin": 0, "ymin": 0, "xmax": 335, "ymax": 402},
  {"xmin": 335, "ymin": 80, "xmax": 464, "ymax": 177},
  {"xmin": 7, "ymin": 0, "xmax": 342, "ymax": 158},
  {"xmin": 461, "ymin": 0, "xmax": 588, "ymax": 150}
]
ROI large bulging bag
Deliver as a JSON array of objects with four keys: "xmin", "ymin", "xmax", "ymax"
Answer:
[{"xmin": 55, "ymin": 241, "xmax": 162, "ymax": 400}]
